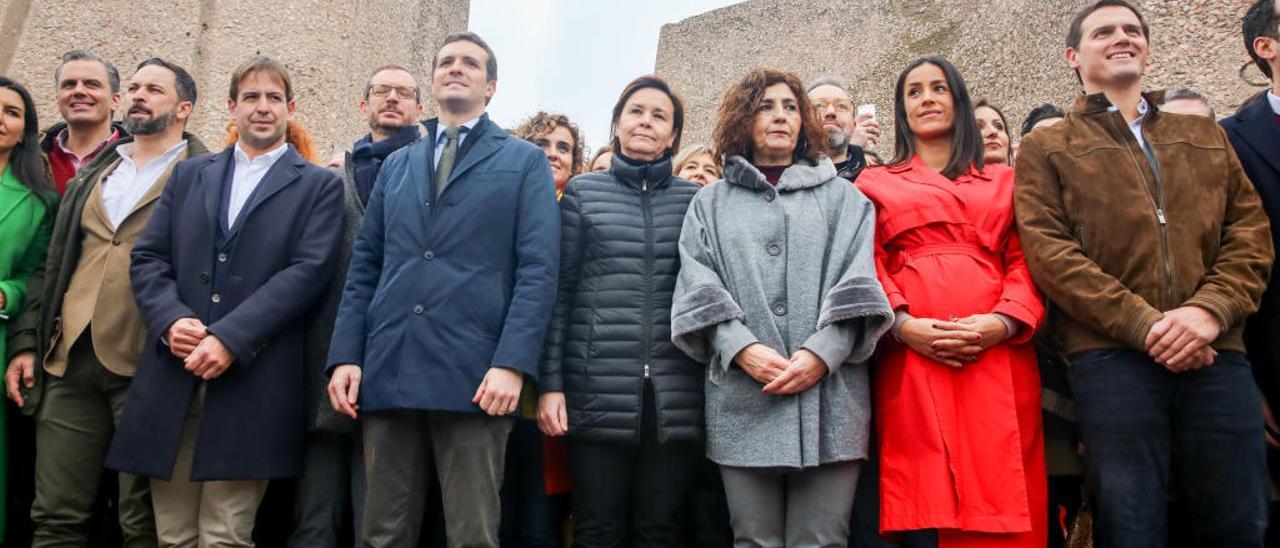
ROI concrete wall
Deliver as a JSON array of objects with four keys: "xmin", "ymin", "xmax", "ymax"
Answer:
[
  {"xmin": 0, "ymin": 0, "xmax": 468, "ymax": 157},
  {"xmin": 656, "ymin": 0, "xmax": 1264, "ymax": 150}
]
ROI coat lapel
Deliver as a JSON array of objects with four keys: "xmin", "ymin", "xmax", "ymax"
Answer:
[
  {"xmin": 417, "ymin": 119, "xmax": 438, "ymax": 209},
  {"xmin": 201, "ymin": 148, "xmax": 235, "ymax": 232},
  {"xmin": 446, "ymin": 116, "xmax": 504, "ymax": 187},
  {"xmin": 0, "ymin": 173, "xmax": 35, "ymax": 226},
  {"xmin": 225, "ymin": 147, "xmax": 303, "ymax": 239},
  {"xmin": 1237, "ymin": 98, "xmax": 1280, "ymax": 178}
]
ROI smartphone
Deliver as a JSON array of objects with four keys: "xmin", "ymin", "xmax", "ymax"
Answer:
[{"xmin": 857, "ymin": 104, "xmax": 876, "ymax": 121}]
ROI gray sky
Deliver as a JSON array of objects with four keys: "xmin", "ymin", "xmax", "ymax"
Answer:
[{"xmin": 470, "ymin": 0, "xmax": 740, "ymax": 154}]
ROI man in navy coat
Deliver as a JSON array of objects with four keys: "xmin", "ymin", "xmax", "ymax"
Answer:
[
  {"xmin": 1224, "ymin": 0, "xmax": 1280, "ymax": 474},
  {"xmin": 105, "ymin": 56, "xmax": 343, "ymax": 545},
  {"xmin": 327, "ymin": 32, "xmax": 559, "ymax": 547}
]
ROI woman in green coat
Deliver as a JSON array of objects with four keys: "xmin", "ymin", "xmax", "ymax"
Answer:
[{"xmin": 0, "ymin": 76, "xmax": 56, "ymax": 542}]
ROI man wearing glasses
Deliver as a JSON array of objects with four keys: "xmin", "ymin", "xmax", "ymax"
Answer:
[
  {"xmin": 291, "ymin": 65, "xmax": 425, "ymax": 547},
  {"xmin": 806, "ymin": 75, "xmax": 880, "ymax": 182}
]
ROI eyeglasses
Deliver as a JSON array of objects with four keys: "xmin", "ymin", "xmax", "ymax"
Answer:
[
  {"xmin": 813, "ymin": 99, "xmax": 853, "ymax": 113},
  {"xmin": 369, "ymin": 85, "xmax": 418, "ymax": 99}
]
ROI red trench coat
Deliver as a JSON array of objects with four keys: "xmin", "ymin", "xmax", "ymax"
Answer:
[{"xmin": 856, "ymin": 157, "xmax": 1046, "ymax": 546}]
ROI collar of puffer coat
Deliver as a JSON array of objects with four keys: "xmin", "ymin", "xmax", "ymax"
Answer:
[
  {"xmin": 610, "ymin": 151, "xmax": 674, "ymax": 190},
  {"xmin": 723, "ymin": 154, "xmax": 837, "ymax": 192}
]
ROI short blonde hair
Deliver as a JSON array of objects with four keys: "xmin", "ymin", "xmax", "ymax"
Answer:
[{"xmin": 672, "ymin": 144, "xmax": 720, "ymax": 177}]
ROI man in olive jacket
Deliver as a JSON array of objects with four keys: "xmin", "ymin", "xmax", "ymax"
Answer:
[
  {"xmin": 1014, "ymin": 2, "xmax": 1274, "ymax": 545},
  {"xmin": 4, "ymin": 58, "xmax": 207, "ymax": 548}
]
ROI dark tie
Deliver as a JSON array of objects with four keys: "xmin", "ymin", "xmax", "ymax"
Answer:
[{"xmin": 435, "ymin": 126, "xmax": 461, "ymax": 199}]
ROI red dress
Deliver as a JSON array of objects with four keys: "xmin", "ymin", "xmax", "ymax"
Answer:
[{"xmin": 856, "ymin": 157, "xmax": 1046, "ymax": 547}]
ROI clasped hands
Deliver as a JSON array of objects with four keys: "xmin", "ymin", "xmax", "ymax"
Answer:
[
  {"xmin": 733, "ymin": 344, "xmax": 828, "ymax": 394},
  {"xmin": 168, "ymin": 317, "xmax": 234, "ymax": 380},
  {"xmin": 1144, "ymin": 306, "xmax": 1220, "ymax": 372},
  {"xmin": 328, "ymin": 364, "xmax": 523, "ymax": 420},
  {"xmin": 897, "ymin": 314, "xmax": 1011, "ymax": 368}
]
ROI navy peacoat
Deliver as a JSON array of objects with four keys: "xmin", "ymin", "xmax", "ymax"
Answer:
[
  {"xmin": 105, "ymin": 145, "xmax": 344, "ymax": 480},
  {"xmin": 326, "ymin": 114, "xmax": 559, "ymax": 414}
]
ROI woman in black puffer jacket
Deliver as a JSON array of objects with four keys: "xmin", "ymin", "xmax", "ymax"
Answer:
[{"xmin": 537, "ymin": 75, "xmax": 703, "ymax": 547}]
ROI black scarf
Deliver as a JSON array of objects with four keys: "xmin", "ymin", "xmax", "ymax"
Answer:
[{"xmin": 351, "ymin": 124, "xmax": 420, "ymax": 203}]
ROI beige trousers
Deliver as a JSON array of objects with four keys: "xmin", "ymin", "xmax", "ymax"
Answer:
[{"xmin": 151, "ymin": 386, "xmax": 268, "ymax": 547}]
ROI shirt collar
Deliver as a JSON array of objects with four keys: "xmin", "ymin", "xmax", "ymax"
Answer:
[
  {"xmin": 434, "ymin": 116, "xmax": 481, "ymax": 146},
  {"xmin": 1108, "ymin": 96, "xmax": 1149, "ymax": 126},
  {"xmin": 233, "ymin": 141, "xmax": 290, "ymax": 165},
  {"xmin": 116, "ymin": 139, "xmax": 189, "ymax": 166},
  {"xmin": 56, "ymin": 126, "xmax": 119, "ymax": 157},
  {"xmin": 1267, "ymin": 90, "xmax": 1280, "ymax": 116}
]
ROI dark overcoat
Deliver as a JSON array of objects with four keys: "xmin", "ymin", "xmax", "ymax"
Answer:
[
  {"xmin": 1222, "ymin": 97, "xmax": 1280, "ymax": 421},
  {"xmin": 105, "ymin": 145, "xmax": 344, "ymax": 480},
  {"xmin": 326, "ymin": 114, "xmax": 560, "ymax": 414}
]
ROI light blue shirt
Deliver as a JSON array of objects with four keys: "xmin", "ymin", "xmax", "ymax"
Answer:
[
  {"xmin": 1268, "ymin": 90, "xmax": 1280, "ymax": 116},
  {"xmin": 1109, "ymin": 96, "xmax": 1150, "ymax": 149},
  {"xmin": 432, "ymin": 116, "xmax": 481, "ymax": 169}
]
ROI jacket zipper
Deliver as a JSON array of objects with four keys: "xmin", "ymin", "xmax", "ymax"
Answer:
[
  {"xmin": 1105, "ymin": 111, "xmax": 1175, "ymax": 309},
  {"xmin": 640, "ymin": 177, "xmax": 655, "ymax": 439}
]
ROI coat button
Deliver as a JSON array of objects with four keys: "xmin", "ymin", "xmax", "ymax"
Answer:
[
  {"xmin": 111, "ymin": 239, "xmax": 121, "ymax": 246},
  {"xmin": 217, "ymin": 253, "xmax": 228, "ymax": 263},
  {"xmin": 767, "ymin": 243, "xmax": 782, "ymax": 256},
  {"xmin": 211, "ymin": 293, "xmax": 222, "ymax": 303},
  {"xmin": 423, "ymin": 250, "xmax": 434, "ymax": 261},
  {"xmin": 199, "ymin": 272, "xmax": 210, "ymax": 284},
  {"xmin": 765, "ymin": 190, "xmax": 777, "ymax": 202},
  {"xmin": 772, "ymin": 302, "xmax": 787, "ymax": 316},
  {"xmin": 413, "ymin": 304, "xmax": 424, "ymax": 314}
]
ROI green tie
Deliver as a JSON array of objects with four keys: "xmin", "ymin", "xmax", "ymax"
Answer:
[{"xmin": 435, "ymin": 125, "xmax": 461, "ymax": 199}]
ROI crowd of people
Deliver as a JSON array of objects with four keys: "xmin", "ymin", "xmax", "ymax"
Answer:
[{"xmin": 0, "ymin": 0, "xmax": 1278, "ymax": 547}]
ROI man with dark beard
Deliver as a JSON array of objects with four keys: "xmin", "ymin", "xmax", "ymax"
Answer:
[
  {"xmin": 806, "ymin": 75, "xmax": 879, "ymax": 182},
  {"xmin": 290, "ymin": 64, "xmax": 425, "ymax": 548},
  {"xmin": 5, "ymin": 57, "xmax": 207, "ymax": 547}
]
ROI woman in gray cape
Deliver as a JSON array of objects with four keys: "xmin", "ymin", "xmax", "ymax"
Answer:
[{"xmin": 671, "ymin": 68, "xmax": 894, "ymax": 547}]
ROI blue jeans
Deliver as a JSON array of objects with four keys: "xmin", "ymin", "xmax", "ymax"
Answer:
[{"xmin": 1070, "ymin": 349, "xmax": 1268, "ymax": 547}]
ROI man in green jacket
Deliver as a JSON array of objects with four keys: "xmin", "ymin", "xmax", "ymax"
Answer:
[{"xmin": 5, "ymin": 57, "xmax": 208, "ymax": 548}]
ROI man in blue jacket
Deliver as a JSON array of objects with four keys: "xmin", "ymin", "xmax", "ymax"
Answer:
[
  {"xmin": 1223, "ymin": 0, "xmax": 1280, "ymax": 487},
  {"xmin": 327, "ymin": 31, "xmax": 560, "ymax": 547}
]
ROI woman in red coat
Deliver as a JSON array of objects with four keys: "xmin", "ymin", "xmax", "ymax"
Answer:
[{"xmin": 855, "ymin": 56, "xmax": 1047, "ymax": 547}]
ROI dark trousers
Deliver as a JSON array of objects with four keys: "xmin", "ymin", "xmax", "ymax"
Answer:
[
  {"xmin": 499, "ymin": 419, "xmax": 568, "ymax": 548},
  {"xmin": 1070, "ymin": 349, "xmax": 1268, "ymax": 547},
  {"xmin": 289, "ymin": 431, "xmax": 365, "ymax": 547},
  {"xmin": 30, "ymin": 336, "xmax": 155, "ymax": 548},
  {"xmin": 567, "ymin": 387, "xmax": 700, "ymax": 548},
  {"xmin": 361, "ymin": 410, "xmax": 513, "ymax": 548}
]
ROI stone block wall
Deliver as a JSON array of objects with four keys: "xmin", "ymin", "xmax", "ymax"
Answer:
[
  {"xmin": 656, "ymin": 0, "xmax": 1262, "ymax": 150},
  {"xmin": 0, "ymin": 0, "xmax": 468, "ymax": 156}
]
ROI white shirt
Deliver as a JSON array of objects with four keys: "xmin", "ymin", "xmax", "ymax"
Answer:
[
  {"xmin": 100, "ymin": 140, "xmax": 188, "ymax": 229},
  {"xmin": 432, "ymin": 117, "xmax": 481, "ymax": 169},
  {"xmin": 1267, "ymin": 91, "xmax": 1280, "ymax": 116},
  {"xmin": 1109, "ymin": 97, "xmax": 1150, "ymax": 149},
  {"xmin": 227, "ymin": 142, "xmax": 289, "ymax": 226}
]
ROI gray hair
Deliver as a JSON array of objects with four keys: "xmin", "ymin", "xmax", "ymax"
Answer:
[
  {"xmin": 55, "ymin": 50, "xmax": 120, "ymax": 94},
  {"xmin": 1166, "ymin": 88, "xmax": 1216, "ymax": 118},
  {"xmin": 805, "ymin": 75, "xmax": 851, "ymax": 97}
]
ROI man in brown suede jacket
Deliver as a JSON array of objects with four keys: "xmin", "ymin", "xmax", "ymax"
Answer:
[{"xmin": 1015, "ymin": 1, "xmax": 1274, "ymax": 545}]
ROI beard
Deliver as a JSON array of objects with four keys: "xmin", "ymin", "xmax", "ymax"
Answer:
[
  {"xmin": 124, "ymin": 107, "xmax": 176, "ymax": 135},
  {"xmin": 823, "ymin": 125, "xmax": 850, "ymax": 151},
  {"xmin": 369, "ymin": 112, "xmax": 415, "ymax": 135}
]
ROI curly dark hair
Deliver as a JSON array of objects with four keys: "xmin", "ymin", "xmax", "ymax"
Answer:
[
  {"xmin": 712, "ymin": 68, "xmax": 830, "ymax": 164},
  {"xmin": 513, "ymin": 111, "xmax": 585, "ymax": 177}
]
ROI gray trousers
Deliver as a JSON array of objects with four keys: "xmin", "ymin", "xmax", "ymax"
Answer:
[
  {"xmin": 361, "ymin": 411, "xmax": 513, "ymax": 548},
  {"xmin": 289, "ymin": 431, "xmax": 365, "ymax": 548},
  {"xmin": 720, "ymin": 461, "xmax": 862, "ymax": 548},
  {"xmin": 31, "ymin": 336, "xmax": 156, "ymax": 548}
]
